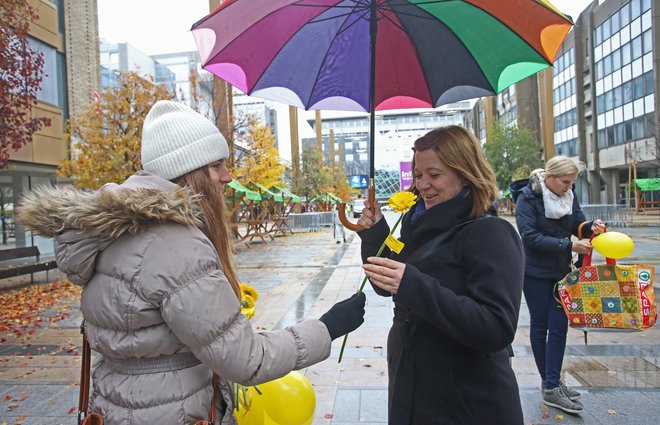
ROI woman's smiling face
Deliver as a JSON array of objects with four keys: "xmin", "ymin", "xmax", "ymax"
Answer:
[{"xmin": 413, "ymin": 149, "xmax": 465, "ymax": 209}]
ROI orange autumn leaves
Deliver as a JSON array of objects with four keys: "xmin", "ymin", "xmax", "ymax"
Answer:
[{"xmin": 0, "ymin": 280, "xmax": 81, "ymax": 341}]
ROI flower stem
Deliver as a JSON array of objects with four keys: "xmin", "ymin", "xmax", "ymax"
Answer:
[{"xmin": 338, "ymin": 214, "xmax": 404, "ymax": 363}]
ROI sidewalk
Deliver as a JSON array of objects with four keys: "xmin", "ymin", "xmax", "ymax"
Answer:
[{"xmin": 1, "ymin": 218, "xmax": 659, "ymax": 424}]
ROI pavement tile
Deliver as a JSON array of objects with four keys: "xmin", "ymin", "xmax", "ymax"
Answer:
[
  {"xmin": 358, "ymin": 389, "xmax": 388, "ymax": 423},
  {"xmin": 331, "ymin": 389, "xmax": 361, "ymax": 423}
]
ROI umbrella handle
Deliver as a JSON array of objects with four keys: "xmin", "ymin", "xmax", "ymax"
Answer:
[{"xmin": 337, "ymin": 187, "xmax": 375, "ymax": 232}]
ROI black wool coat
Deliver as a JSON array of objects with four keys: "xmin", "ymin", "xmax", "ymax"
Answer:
[
  {"xmin": 359, "ymin": 195, "xmax": 525, "ymax": 425},
  {"xmin": 510, "ymin": 178, "xmax": 593, "ymax": 281}
]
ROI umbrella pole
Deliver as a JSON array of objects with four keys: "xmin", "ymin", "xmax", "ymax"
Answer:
[{"xmin": 338, "ymin": 2, "xmax": 378, "ymax": 232}]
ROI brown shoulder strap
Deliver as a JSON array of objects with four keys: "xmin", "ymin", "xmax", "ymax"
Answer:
[
  {"xmin": 78, "ymin": 327, "xmax": 91, "ymax": 422},
  {"xmin": 208, "ymin": 373, "xmax": 219, "ymax": 422}
]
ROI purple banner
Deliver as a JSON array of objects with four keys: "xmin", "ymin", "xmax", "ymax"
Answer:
[{"xmin": 400, "ymin": 161, "xmax": 413, "ymax": 191}]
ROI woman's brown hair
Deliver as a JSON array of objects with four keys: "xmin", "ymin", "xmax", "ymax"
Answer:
[
  {"xmin": 412, "ymin": 126, "xmax": 498, "ymax": 218},
  {"xmin": 173, "ymin": 168, "xmax": 241, "ymax": 299}
]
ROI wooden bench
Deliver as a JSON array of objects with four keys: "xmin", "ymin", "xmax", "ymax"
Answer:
[{"xmin": 0, "ymin": 247, "xmax": 58, "ymax": 282}]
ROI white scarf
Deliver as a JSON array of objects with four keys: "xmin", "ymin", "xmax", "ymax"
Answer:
[{"xmin": 540, "ymin": 178, "xmax": 573, "ymax": 219}]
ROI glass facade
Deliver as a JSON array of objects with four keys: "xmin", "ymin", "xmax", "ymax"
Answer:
[
  {"xmin": 553, "ymin": 47, "xmax": 579, "ymax": 156},
  {"xmin": 594, "ymin": 0, "xmax": 654, "ymax": 148},
  {"xmin": 27, "ymin": 36, "xmax": 60, "ymax": 107}
]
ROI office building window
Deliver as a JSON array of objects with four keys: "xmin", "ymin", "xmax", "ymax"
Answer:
[{"xmin": 26, "ymin": 37, "xmax": 58, "ymax": 106}]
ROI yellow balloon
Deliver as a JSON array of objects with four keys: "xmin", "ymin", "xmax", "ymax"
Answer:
[
  {"xmin": 258, "ymin": 371, "xmax": 316, "ymax": 425},
  {"xmin": 235, "ymin": 386, "xmax": 265, "ymax": 425},
  {"xmin": 592, "ymin": 232, "xmax": 634, "ymax": 259}
]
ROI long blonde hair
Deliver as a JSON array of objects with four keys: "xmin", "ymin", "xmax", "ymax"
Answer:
[
  {"xmin": 412, "ymin": 126, "xmax": 498, "ymax": 218},
  {"xmin": 173, "ymin": 168, "xmax": 240, "ymax": 299}
]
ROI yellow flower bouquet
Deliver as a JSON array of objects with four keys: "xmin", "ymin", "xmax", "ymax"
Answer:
[
  {"xmin": 234, "ymin": 284, "xmax": 316, "ymax": 424},
  {"xmin": 338, "ymin": 191, "xmax": 417, "ymax": 362}
]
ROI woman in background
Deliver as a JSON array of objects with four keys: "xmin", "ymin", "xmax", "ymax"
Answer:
[{"xmin": 510, "ymin": 156, "xmax": 604, "ymax": 415}]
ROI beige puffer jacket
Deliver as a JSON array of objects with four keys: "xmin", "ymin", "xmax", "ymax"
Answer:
[{"xmin": 17, "ymin": 172, "xmax": 331, "ymax": 424}]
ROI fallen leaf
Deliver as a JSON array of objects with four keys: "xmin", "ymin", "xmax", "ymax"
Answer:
[
  {"xmin": 555, "ymin": 414, "xmax": 564, "ymax": 420},
  {"xmin": 607, "ymin": 409, "xmax": 617, "ymax": 415},
  {"xmin": 68, "ymin": 407, "xmax": 76, "ymax": 414}
]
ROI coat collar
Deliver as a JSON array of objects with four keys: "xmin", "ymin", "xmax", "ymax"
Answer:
[{"xmin": 400, "ymin": 195, "xmax": 474, "ymax": 244}]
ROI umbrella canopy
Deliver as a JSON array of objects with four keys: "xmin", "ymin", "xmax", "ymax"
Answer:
[
  {"xmin": 316, "ymin": 192, "xmax": 342, "ymax": 204},
  {"xmin": 193, "ymin": 0, "xmax": 573, "ymax": 194},
  {"xmin": 271, "ymin": 186, "xmax": 302, "ymax": 203},
  {"xmin": 192, "ymin": 0, "xmax": 572, "ymax": 113},
  {"xmin": 251, "ymin": 182, "xmax": 286, "ymax": 202},
  {"xmin": 226, "ymin": 179, "xmax": 262, "ymax": 201},
  {"xmin": 635, "ymin": 178, "xmax": 660, "ymax": 192}
]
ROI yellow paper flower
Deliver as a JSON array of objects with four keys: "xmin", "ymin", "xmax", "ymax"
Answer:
[
  {"xmin": 240, "ymin": 283, "xmax": 259, "ymax": 301},
  {"xmin": 387, "ymin": 191, "xmax": 417, "ymax": 213}
]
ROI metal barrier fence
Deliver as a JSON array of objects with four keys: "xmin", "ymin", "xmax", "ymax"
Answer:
[
  {"xmin": 582, "ymin": 204, "xmax": 634, "ymax": 227},
  {"xmin": 287, "ymin": 212, "xmax": 335, "ymax": 232}
]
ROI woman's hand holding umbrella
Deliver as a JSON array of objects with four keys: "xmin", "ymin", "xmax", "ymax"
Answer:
[{"xmin": 356, "ymin": 198, "xmax": 383, "ymax": 229}]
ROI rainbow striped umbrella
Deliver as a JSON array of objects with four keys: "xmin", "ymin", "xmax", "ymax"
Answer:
[{"xmin": 192, "ymin": 0, "xmax": 572, "ymax": 184}]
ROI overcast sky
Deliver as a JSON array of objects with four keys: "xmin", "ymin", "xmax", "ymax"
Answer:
[
  {"xmin": 97, "ymin": 1, "xmax": 594, "ymax": 55},
  {"xmin": 97, "ymin": 0, "xmax": 596, "ymax": 160}
]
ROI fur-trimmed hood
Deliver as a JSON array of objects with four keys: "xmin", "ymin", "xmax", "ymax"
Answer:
[
  {"xmin": 17, "ymin": 171, "xmax": 203, "ymax": 238},
  {"xmin": 509, "ymin": 172, "xmax": 543, "ymax": 203},
  {"xmin": 16, "ymin": 171, "xmax": 204, "ymax": 286}
]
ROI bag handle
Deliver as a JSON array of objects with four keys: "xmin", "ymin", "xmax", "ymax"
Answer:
[
  {"xmin": 78, "ymin": 322, "xmax": 219, "ymax": 424},
  {"xmin": 578, "ymin": 222, "xmax": 615, "ymax": 267}
]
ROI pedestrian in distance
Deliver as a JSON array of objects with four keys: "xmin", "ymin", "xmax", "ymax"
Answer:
[
  {"xmin": 509, "ymin": 156, "xmax": 605, "ymax": 415},
  {"xmin": 17, "ymin": 100, "xmax": 366, "ymax": 424},
  {"xmin": 357, "ymin": 126, "xmax": 525, "ymax": 425}
]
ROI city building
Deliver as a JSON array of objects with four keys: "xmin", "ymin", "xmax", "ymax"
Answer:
[
  {"xmin": 104, "ymin": 46, "xmax": 277, "ymax": 149},
  {"xmin": 306, "ymin": 103, "xmax": 472, "ymax": 199},
  {"xmin": 100, "ymin": 41, "xmax": 175, "ymax": 92},
  {"xmin": 4, "ymin": 0, "xmax": 100, "ymax": 252}
]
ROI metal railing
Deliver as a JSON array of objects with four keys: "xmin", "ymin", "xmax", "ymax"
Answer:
[
  {"xmin": 287, "ymin": 212, "xmax": 335, "ymax": 232},
  {"xmin": 582, "ymin": 204, "xmax": 634, "ymax": 227}
]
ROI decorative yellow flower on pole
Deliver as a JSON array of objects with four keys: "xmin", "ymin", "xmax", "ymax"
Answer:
[{"xmin": 337, "ymin": 191, "xmax": 417, "ymax": 363}]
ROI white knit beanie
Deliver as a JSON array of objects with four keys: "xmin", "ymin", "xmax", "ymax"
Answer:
[{"xmin": 141, "ymin": 100, "xmax": 229, "ymax": 180}]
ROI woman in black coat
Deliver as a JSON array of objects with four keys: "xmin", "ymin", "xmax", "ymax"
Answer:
[
  {"xmin": 510, "ymin": 156, "xmax": 604, "ymax": 415},
  {"xmin": 358, "ymin": 126, "xmax": 524, "ymax": 425}
]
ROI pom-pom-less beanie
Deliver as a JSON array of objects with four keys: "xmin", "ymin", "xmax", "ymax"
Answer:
[{"xmin": 141, "ymin": 100, "xmax": 229, "ymax": 180}]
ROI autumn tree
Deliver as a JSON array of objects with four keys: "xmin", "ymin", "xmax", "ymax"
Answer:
[
  {"xmin": 58, "ymin": 72, "xmax": 172, "ymax": 189},
  {"xmin": 299, "ymin": 144, "xmax": 332, "ymax": 202},
  {"xmin": 0, "ymin": 0, "xmax": 51, "ymax": 166},
  {"xmin": 232, "ymin": 120, "xmax": 285, "ymax": 188},
  {"xmin": 483, "ymin": 120, "xmax": 543, "ymax": 190},
  {"xmin": 324, "ymin": 165, "xmax": 353, "ymax": 201}
]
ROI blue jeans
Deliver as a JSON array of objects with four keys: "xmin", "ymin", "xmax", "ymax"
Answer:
[{"xmin": 523, "ymin": 275, "xmax": 568, "ymax": 389}]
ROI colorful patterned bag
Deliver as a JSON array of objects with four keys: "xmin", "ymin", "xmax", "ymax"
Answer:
[{"xmin": 556, "ymin": 232, "xmax": 656, "ymax": 331}]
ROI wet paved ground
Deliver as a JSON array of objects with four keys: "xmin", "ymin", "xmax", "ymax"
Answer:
[{"xmin": 0, "ymin": 214, "xmax": 658, "ymax": 424}]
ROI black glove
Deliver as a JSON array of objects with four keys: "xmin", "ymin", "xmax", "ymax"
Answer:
[{"xmin": 319, "ymin": 292, "xmax": 366, "ymax": 340}]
